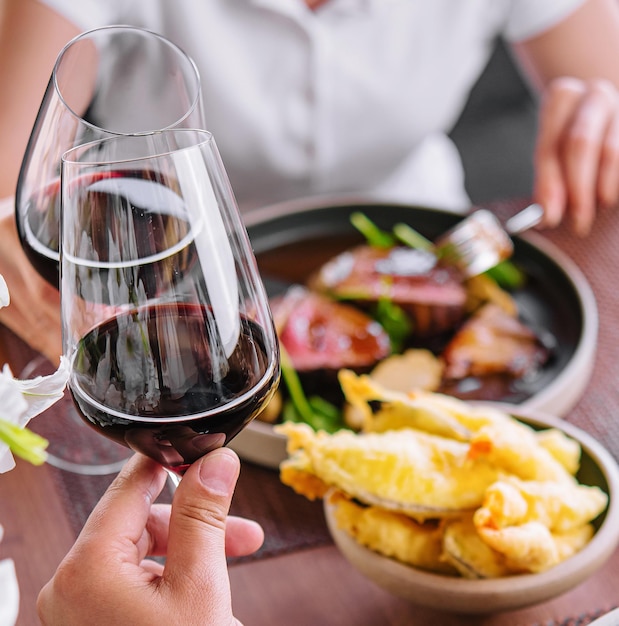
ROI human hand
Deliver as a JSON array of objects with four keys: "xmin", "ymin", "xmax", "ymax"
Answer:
[
  {"xmin": 0, "ymin": 198, "xmax": 62, "ymax": 364},
  {"xmin": 534, "ymin": 77, "xmax": 619, "ymax": 236},
  {"xmin": 37, "ymin": 449, "xmax": 263, "ymax": 626}
]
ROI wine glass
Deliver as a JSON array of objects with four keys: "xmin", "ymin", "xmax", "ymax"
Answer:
[
  {"xmin": 59, "ymin": 129, "xmax": 280, "ymax": 484},
  {"xmin": 15, "ymin": 25, "xmax": 205, "ymax": 474}
]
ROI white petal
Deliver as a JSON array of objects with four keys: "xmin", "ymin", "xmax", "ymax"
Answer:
[
  {"xmin": 0, "ymin": 275, "xmax": 9, "ymax": 309},
  {"xmin": 0, "ymin": 446, "xmax": 16, "ymax": 474},
  {"xmin": 0, "ymin": 559, "xmax": 20, "ymax": 626},
  {"xmin": 12, "ymin": 358, "xmax": 70, "ymax": 424},
  {"xmin": 0, "ymin": 370, "xmax": 28, "ymax": 426}
]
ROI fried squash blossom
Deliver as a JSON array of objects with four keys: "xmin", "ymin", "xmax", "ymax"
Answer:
[{"xmin": 276, "ymin": 371, "xmax": 608, "ymax": 578}]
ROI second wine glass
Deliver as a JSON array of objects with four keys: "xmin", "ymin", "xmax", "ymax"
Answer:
[
  {"xmin": 17, "ymin": 24, "xmax": 204, "ymax": 287},
  {"xmin": 16, "ymin": 25, "xmax": 205, "ymax": 474},
  {"xmin": 60, "ymin": 129, "xmax": 280, "ymax": 482}
]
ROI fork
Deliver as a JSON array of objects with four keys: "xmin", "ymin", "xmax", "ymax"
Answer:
[{"xmin": 434, "ymin": 203, "xmax": 544, "ymax": 277}]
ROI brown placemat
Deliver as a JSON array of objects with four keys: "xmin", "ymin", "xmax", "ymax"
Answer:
[
  {"xmin": 227, "ymin": 461, "xmax": 331, "ymax": 561},
  {"xmin": 50, "ymin": 457, "xmax": 331, "ymax": 564},
  {"xmin": 532, "ymin": 606, "xmax": 617, "ymax": 626},
  {"xmin": 48, "ymin": 198, "xmax": 619, "ymax": 571}
]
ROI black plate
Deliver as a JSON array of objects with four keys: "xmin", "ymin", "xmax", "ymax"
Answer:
[{"xmin": 244, "ymin": 199, "xmax": 597, "ymax": 410}]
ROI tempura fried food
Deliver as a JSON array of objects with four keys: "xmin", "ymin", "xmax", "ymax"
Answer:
[
  {"xmin": 468, "ymin": 420, "xmax": 578, "ymax": 484},
  {"xmin": 442, "ymin": 516, "xmax": 512, "ymax": 578},
  {"xmin": 535, "ymin": 428, "xmax": 582, "ymax": 475},
  {"xmin": 277, "ymin": 422, "xmax": 500, "ymax": 518},
  {"xmin": 474, "ymin": 477, "xmax": 607, "ymax": 534},
  {"xmin": 277, "ymin": 374, "xmax": 610, "ymax": 579},
  {"xmin": 470, "ymin": 477, "xmax": 606, "ymax": 573},
  {"xmin": 326, "ymin": 489, "xmax": 457, "ymax": 575},
  {"xmin": 474, "ymin": 520, "xmax": 593, "ymax": 574},
  {"xmin": 339, "ymin": 369, "xmax": 470, "ymax": 440},
  {"xmin": 338, "ymin": 369, "xmax": 512, "ymax": 439}
]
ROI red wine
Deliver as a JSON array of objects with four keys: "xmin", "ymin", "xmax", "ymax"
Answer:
[
  {"xmin": 17, "ymin": 178, "xmax": 61, "ymax": 287},
  {"xmin": 18, "ymin": 169, "xmax": 193, "ymax": 290},
  {"xmin": 70, "ymin": 303, "xmax": 280, "ymax": 474}
]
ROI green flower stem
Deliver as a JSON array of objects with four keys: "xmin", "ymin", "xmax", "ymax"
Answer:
[{"xmin": 0, "ymin": 418, "xmax": 48, "ymax": 465}]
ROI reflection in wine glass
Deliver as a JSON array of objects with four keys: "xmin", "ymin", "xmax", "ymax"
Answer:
[
  {"xmin": 60, "ymin": 129, "xmax": 280, "ymax": 485},
  {"xmin": 19, "ymin": 355, "xmax": 134, "ymax": 475},
  {"xmin": 16, "ymin": 25, "xmax": 205, "ymax": 474}
]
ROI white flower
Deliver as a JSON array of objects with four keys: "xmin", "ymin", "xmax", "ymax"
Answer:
[
  {"xmin": 0, "ymin": 358, "xmax": 70, "ymax": 473},
  {"xmin": 0, "ymin": 272, "xmax": 69, "ymax": 472},
  {"xmin": 0, "ymin": 272, "xmax": 68, "ymax": 626}
]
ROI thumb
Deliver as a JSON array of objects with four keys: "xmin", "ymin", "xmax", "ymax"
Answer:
[{"xmin": 163, "ymin": 448, "xmax": 240, "ymax": 594}]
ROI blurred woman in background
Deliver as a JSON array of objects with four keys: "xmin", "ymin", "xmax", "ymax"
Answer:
[{"xmin": 0, "ymin": 0, "xmax": 619, "ymax": 374}]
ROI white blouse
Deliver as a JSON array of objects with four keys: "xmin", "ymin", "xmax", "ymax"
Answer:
[{"xmin": 38, "ymin": 0, "xmax": 584, "ymax": 212}]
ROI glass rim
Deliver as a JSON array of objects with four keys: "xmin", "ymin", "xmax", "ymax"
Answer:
[
  {"xmin": 52, "ymin": 24, "xmax": 202, "ymax": 136},
  {"xmin": 61, "ymin": 127, "xmax": 215, "ymax": 166}
]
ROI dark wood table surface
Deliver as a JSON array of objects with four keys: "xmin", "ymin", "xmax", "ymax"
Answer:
[{"xmin": 2, "ymin": 199, "xmax": 619, "ymax": 626}]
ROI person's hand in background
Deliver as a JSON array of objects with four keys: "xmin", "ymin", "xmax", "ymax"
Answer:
[
  {"xmin": 534, "ymin": 76, "xmax": 619, "ymax": 235},
  {"xmin": 37, "ymin": 449, "xmax": 263, "ymax": 626},
  {"xmin": 514, "ymin": 0, "xmax": 619, "ymax": 236}
]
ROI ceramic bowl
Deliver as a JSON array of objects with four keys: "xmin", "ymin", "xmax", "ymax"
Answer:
[{"xmin": 322, "ymin": 407, "xmax": 619, "ymax": 614}]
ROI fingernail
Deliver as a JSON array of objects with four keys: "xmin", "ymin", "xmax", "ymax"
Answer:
[{"xmin": 198, "ymin": 449, "xmax": 238, "ymax": 495}]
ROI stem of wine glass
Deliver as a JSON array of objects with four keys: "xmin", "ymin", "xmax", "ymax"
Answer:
[{"xmin": 165, "ymin": 469, "xmax": 181, "ymax": 491}]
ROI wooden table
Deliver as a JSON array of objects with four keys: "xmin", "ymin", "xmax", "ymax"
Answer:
[{"xmin": 2, "ymin": 199, "xmax": 619, "ymax": 626}]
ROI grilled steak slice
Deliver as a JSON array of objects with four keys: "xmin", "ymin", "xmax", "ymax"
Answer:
[
  {"xmin": 309, "ymin": 245, "xmax": 467, "ymax": 337},
  {"xmin": 441, "ymin": 303, "xmax": 551, "ymax": 380},
  {"xmin": 271, "ymin": 286, "xmax": 391, "ymax": 372}
]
